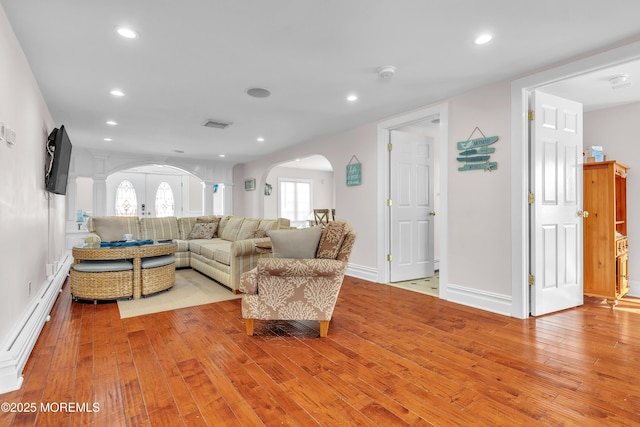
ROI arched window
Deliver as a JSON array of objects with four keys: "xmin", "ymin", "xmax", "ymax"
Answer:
[
  {"xmin": 155, "ymin": 182, "xmax": 175, "ymax": 217},
  {"xmin": 115, "ymin": 180, "xmax": 138, "ymax": 217}
]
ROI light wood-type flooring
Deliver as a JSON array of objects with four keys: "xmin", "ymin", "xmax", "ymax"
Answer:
[{"xmin": 2, "ymin": 274, "xmax": 640, "ymax": 426}]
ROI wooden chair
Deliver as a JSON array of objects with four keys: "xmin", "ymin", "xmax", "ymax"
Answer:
[{"xmin": 313, "ymin": 209, "xmax": 330, "ymax": 226}]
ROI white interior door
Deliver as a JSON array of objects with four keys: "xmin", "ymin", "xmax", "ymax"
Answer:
[
  {"xmin": 389, "ymin": 130, "xmax": 435, "ymax": 282},
  {"xmin": 530, "ymin": 90, "xmax": 584, "ymax": 316}
]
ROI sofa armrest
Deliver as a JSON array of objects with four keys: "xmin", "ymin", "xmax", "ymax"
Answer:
[
  {"xmin": 257, "ymin": 258, "xmax": 347, "ymax": 278},
  {"xmin": 231, "ymin": 237, "xmax": 272, "ymax": 257},
  {"xmin": 84, "ymin": 232, "xmax": 101, "ymax": 244}
]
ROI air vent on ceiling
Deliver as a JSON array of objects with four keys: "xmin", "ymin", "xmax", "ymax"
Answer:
[{"xmin": 202, "ymin": 119, "xmax": 232, "ymax": 129}]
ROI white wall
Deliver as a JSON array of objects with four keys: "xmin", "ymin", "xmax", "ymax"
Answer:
[
  {"xmin": 0, "ymin": 5, "xmax": 69, "ymax": 392},
  {"xmin": 584, "ymin": 101, "xmax": 640, "ymax": 295}
]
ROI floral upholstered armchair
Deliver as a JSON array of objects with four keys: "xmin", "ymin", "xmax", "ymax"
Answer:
[{"xmin": 239, "ymin": 221, "xmax": 356, "ymax": 337}]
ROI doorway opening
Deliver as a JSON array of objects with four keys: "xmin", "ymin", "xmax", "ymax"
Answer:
[{"xmin": 377, "ymin": 103, "xmax": 449, "ymax": 299}]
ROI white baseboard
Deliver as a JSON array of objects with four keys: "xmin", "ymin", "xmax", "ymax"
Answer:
[
  {"xmin": 0, "ymin": 255, "xmax": 72, "ymax": 394},
  {"xmin": 346, "ymin": 263, "xmax": 378, "ymax": 283},
  {"xmin": 445, "ymin": 282, "xmax": 513, "ymax": 317}
]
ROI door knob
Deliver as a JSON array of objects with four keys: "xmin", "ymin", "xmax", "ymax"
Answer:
[
  {"xmin": 429, "ymin": 211, "xmax": 436, "ymax": 216},
  {"xmin": 578, "ymin": 210, "xmax": 589, "ymax": 218}
]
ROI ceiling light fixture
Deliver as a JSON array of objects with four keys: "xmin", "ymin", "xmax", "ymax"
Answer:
[
  {"xmin": 247, "ymin": 88, "xmax": 271, "ymax": 98},
  {"xmin": 116, "ymin": 27, "xmax": 138, "ymax": 39},
  {"xmin": 475, "ymin": 33, "xmax": 493, "ymax": 45},
  {"xmin": 104, "ymin": 138, "xmax": 112, "ymax": 142},
  {"xmin": 377, "ymin": 65, "xmax": 396, "ymax": 79},
  {"xmin": 257, "ymin": 137, "xmax": 265, "ymax": 142},
  {"xmin": 219, "ymin": 154, "xmax": 225, "ymax": 158},
  {"xmin": 347, "ymin": 94, "xmax": 358, "ymax": 102},
  {"xmin": 110, "ymin": 89, "xmax": 125, "ymax": 97},
  {"xmin": 105, "ymin": 120, "xmax": 118, "ymax": 126}
]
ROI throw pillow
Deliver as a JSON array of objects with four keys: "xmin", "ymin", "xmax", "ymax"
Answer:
[
  {"xmin": 188, "ymin": 222, "xmax": 215, "ymax": 239},
  {"xmin": 250, "ymin": 229, "xmax": 269, "ymax": 239},
  {"xmin": 316, "ymin": 221, "xmax": 350, "ymax": 259},
  {"xmin": 197, "ymin": 217, "xmax": 221, "ymax": 237},
  {"xmin": 267, "ymin": 226, "xmax": 323, "ymax": 259},
  {"xmin": 93, "ymin": 217, "xmax": 125, "ymax": 242}
]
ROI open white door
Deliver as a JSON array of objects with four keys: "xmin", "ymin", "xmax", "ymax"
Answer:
[
  {"xmin": 530, "ymin": 91, "xmax": 584, "ymax": 316},
  {"xmin": 389, "ymin": 130, "xmax": 435, "ymax": 282}
]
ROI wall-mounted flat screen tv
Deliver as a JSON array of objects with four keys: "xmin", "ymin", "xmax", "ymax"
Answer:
[{"xmin": 45, "ymin": 125, "xmax": 73, "ymax": 195}]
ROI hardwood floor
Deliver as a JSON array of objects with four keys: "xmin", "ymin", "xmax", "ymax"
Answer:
[{"xmin": 2, "ymin": 274, "xmax": 640, "ymax": 426}]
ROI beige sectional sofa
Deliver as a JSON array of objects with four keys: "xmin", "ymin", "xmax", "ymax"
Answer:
[{"xmin": 84, "ymin": 215, "xmax": 290, "ymax": 292}]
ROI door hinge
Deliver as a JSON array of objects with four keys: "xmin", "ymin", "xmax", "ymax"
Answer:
[
  {"xmin": 528, "ymin": 110, "xmax": 535, "ymax": 121},
  {"xmin": 387, "ymin": 199, "xmax": 392, "ymax": 207},
  {"xmin": 528, "ymin": 192, "xmax": 535, "ymax": 204},
  {"xmin": 387, "ymin": 143, "xmax": 393, "ymax": 152},
  {"xmin": 528, "ymin": 274, "xmax": 535, "ymax": 285},
  {"xmin": 387, "ymin": 254, "xmax": 392, "ymax": 262}
]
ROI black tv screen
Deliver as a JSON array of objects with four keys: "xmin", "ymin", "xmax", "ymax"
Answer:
[{"xmin": 45, "ymin": 125, "xmax": 73, "ymax": 195}]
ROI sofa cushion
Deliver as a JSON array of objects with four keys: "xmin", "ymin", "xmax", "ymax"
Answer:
[
  {"xmin": 178, "ymin": 216, "xmax": 219, "ymax": 240},
  {"xmin": 188, "ymin": 222, "xmax": 216, "ymax": 239},
  {"xmin": 191, "ymin": 239, "xmax": 231, "ymax": 257},
  {"xmin": 140, "ymin": 217, "xmax": 180, "ymax": 240},
  {"xmin": 92, "ymin": 217, "xmax": 125, "ymax": 242},
  {"xmin": 237, "ymin": 218, "xmax": 260, "ymax": 240},
  {"xmin": 267, "ymin": 226, "xmax": 323, "ymax": 259},
  {"xmin": 316, "ymin": 221, "xmax": 350, "ymax": 259},
  {"xmin": 258, "ymin": 219, "xmax": 280, "ymax": 231},
  {"xmin": 220, "ymin": 217, "xmax": 245, "ymax": 241}
]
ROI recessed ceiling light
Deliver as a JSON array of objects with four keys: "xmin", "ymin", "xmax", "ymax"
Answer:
[
  {"xmin": 106, "ymin": 120, "xmax": 118, "ymax": 126},
  {"xmin": 475, "ymin": 33, "xmax": 493, "ymax": 45},
  {"xmin": 110, "ymin": 89, "xmax": 125, "ymax": 97},
  {"xmin": 347, "ymin": 94, "xmax": 358, "ymax": 102},
  {"xmin": 257, "ymin": 137, "xmax": 265, "ymax": 142},
  {"xmin": 247, "ymin": 88, "xmax": 271, "ymax": 98},
  {"xmin": 219, "ymin": 154, "xmax": 226, "ymax": 158},
  {"xmin": 104, "ymin": 138, "xmax": 112, "ymax": 142},
  {"xmin": 116, "ymin": 27, "xmax": 138, "ymax": 39}
]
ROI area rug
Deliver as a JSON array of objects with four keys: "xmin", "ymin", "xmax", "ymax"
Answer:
[{"xmin": 117, "ymin": 269, "xmax": 241, "ymax": 318}]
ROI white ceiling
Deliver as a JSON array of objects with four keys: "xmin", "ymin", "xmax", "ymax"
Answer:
[{"xmin": 3, "ymin": 0, "xmax": 640, "ymax": 165}]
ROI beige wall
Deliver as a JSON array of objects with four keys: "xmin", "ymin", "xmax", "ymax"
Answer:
[{"xmin": 0, "ymin": 7, "xmax": 60, "ymax": 340}]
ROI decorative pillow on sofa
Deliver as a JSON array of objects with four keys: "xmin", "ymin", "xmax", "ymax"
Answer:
[
  {"xmin": 316, "ymin": 221, "xmax": 350, "ymax": 259},
  {"xmin": 92, "ymin": 217, "xmax": 125, "ymax": 242},
  {"xmin": 267, "ymin": 226, "xmax": 323, "ymax": 259},
  {"xmin": 188, "ymin": 222, "xmax": 215, "ymax": 239},
  {"xmin": 250, "ymin": 229, "xmax": 269, "ymax": 238},
  {"xmin": 197, "ymin": 217, "xmax": 221, "ymax": 237}
]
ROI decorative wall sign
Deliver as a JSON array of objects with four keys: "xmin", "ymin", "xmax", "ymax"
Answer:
[
  {"xmin": 244, "ymin": 178, "xmax": 256, "ymax": 191},
  {"xmin": 346, "ymin": 155, "xmax": 361, "ymax": 186},
  {"xmin": 457, "ymin": 127, "xmax": 498, "ymax": 172},
  {"xmin": 264, "ymin": 183, "xmax": 272, "ymax": 196}
]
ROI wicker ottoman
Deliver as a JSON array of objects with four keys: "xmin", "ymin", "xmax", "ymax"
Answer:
[
  {"xmin": 70, "ymin": 260, "xmax": 134, "ymax": 303},
  {"xmin": 141, "ymin": 255, "xmax": 176, "ymax": 296}
]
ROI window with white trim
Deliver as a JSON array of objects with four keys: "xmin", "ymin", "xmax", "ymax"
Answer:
[
  {"xmin": 114, "ymin": 180, "xmax": 138, "ymax": 217},
  {"xmin": 155, "ymin": 182, "xmax": 175, "ymax": 217},
  {"xmin": 279, "ymin": 179, "xmax": 312, "ymax": 227}
]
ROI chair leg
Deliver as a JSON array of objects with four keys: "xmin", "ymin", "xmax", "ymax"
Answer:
[
  {"xmin": 319, "ymin": 320, "xmax": 330, "ymax": 337},
  {"xmin": 245, "ymin": 318, "xmax": 255, "ymax": 336}
]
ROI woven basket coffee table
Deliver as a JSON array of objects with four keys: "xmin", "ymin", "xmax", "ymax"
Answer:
[{"xmin": 72, "ymin": 241, "xmax": 177, "ymax": 300}]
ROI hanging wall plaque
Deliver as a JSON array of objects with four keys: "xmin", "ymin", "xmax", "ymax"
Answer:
[
  {"xmin": 457, "ymin": 127, "xmax": 498, "ymax": 172},
  {"xmin": 346, "ymin": 155, "xmax": 361, "ymax": 186}
]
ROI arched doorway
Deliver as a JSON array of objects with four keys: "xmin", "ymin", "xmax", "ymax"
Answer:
[{"xmin": 263, "ymin": 155, "xmax": 334, "ymax": 227}]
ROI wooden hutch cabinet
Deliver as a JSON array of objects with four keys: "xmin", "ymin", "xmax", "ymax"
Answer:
[{"xmin": 583, "ymin": 161, "xmax": 629, "ymax": 306}]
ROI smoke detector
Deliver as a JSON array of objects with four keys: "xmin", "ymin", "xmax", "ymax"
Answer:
[
  {"xmin": 377, "ymin": 65, "xmax": 396, "ymax": 79},
  {"xmin": 202, "ymin": 119, "xmax": 232, "ymax": 129},
  {"xmin": 609, "ymin": 75, "xmax": 631, "ymax": 89}
]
